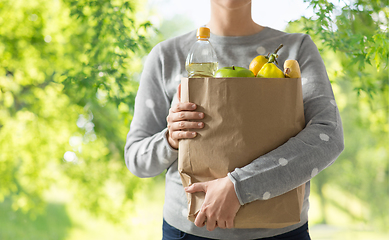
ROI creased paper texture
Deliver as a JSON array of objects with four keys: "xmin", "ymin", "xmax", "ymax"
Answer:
[{"xmin": 178, "ymin": 77, "xmax": 305, "ymax": 229}]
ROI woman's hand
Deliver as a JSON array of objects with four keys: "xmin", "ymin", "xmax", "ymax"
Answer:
[
  {"xmin": 166, "ymin": 84, "xmax": 205, "ymax": 149},
  {"xmin": 184, "ymin": 176, "xmax": 241, "ymax": 231}
]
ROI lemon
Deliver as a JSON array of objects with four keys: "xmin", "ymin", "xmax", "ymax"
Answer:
[{"xmin": 249, "ymin": 55, "xmax": 268, "ymax": 76}]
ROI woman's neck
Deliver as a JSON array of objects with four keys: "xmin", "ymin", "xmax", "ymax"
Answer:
[{"xmin": 207, "ymin": 1, "xmax": 264, "ymax": 36}]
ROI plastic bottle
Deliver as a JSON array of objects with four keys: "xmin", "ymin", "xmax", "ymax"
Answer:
[{"xmin": 185, "ymin": 26, "xmax": 218, "ymax": 78}]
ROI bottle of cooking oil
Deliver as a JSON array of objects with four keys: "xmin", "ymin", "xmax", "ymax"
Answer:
[{"xmin": 185, "ymin": 26, "xmax": 218, "ymax": 78}]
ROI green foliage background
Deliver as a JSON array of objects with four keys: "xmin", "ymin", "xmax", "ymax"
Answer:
[
  {"xmin": 0, "ymin": 0, "xmax": 153, "ymax": 224},
  {"xmin": 296, "ymin": 0, "xmax": 389, "ymax": 230},
  {"xmin": 0, "ymin": 0, "xmax": 388, "ymax": 239}
]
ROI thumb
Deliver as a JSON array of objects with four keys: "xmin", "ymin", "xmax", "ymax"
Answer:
[
  {"xmin": 185, "ymin": 183, "xmax": 206, "ymax": 193},
  {"xmin": 177, "ymin": 84, "xmax": 181, "ymax": 103}
]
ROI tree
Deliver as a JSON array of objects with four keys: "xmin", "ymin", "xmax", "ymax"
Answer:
[
  {"xmin": 0, "ymin": 0, "xmax": 153, "ymax": 222},
  {"xmin": 303, "ymin": 0, "xmax": 388, "ymax": 98},
  {"xmin": 286, "ymin": 0, "xmax": 389, "ymax": 230}
]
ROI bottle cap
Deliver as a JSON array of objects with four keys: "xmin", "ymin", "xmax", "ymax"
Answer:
[{"xmin": 196, "ymin": 27, "xmax": 210, "ymax": 39}]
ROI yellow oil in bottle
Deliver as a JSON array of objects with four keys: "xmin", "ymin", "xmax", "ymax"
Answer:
[{"xmin": 186, "ymin": 62, "xmax": 218, "ymax": 78}]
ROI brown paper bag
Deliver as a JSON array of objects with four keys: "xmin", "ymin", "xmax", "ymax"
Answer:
[{"xmin": 178, "ymin": 77, "xmax": 306, "ymax": 229}]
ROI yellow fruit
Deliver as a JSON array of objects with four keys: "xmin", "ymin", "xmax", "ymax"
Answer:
[
  {"xmin": 257, "ymin": 63, "xmax": 285, "ymax": 78},
  {"xmin": 284, "ymin": 60, "xmax": 301, "ymax": 78},
  {"xmin": 249, "ymin": 55, "xmax": 268, "ymax": 76},
  {"xmin": 256, "ymin": 44, "xmax": 285, "ymax": 78}
]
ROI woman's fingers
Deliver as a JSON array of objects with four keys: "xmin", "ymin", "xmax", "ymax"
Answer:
[
  {"xmin": 217, "ymin": 221, "xmax": 227, "ymax": 229},
  {"xmin": 206, "ymin": 218, "xmax": 217, "ymax": 232},
  {"xmin": 171, "ymin": 111, "xmax": 204, "ymax": 122},
  {"xmin": 169, "ymin": 121, "xmax": 204, "ymax": 131},
  {"xmin": 166, "ymin": 101, "xmax": 204, "ymax": 149},
  {"xmin": 190, "ymin": 177, "xmax": 240, "ymax": 231},
  {"xmin": 167, "ymin": 103, "xmax": 203, "ymax": 123},
  {"xmin": 171, "ymin": 102, "xmax": 197, "ymax": 113},
  {"xmin": 226, "ymin": 219, "xmax": 234, "ymax": 229},
  {"xmin": 170, "ymin": 130, "xmax": 197, "ymax": 140},
  {"xmin": 194, "ymin": 210, "xmax": 207, "ymax": 228},
  {"xmin": 177, "ymin": 84, "xmax": 181, "ymax": 102}
]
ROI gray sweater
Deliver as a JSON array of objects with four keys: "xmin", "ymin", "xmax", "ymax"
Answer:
[{"xmin": 125, "ymin": 27, "xmax": 344, "ymax": 239}]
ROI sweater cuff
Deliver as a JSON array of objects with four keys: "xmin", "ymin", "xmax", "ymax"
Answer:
[{"xmin": 227, "ymin": 172, "xmax": 245, "ymax": 206}]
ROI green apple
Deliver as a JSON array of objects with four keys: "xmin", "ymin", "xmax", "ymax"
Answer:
[{"xmin": 214, "ymin": 66, "xmax": 255, "ymax": 78}]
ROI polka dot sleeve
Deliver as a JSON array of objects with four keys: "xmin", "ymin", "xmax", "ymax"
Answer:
[
  {"xmin": 124, "ymin": 43, "xmax": 178, "ymax": 178},
  {"xmin": 228, "ymin": 35, "xmax": 345, "ymax": 205}
]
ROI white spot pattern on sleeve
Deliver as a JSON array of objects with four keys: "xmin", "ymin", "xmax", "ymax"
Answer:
[
  {"xmin": 175, "ymin": 74, "xmax": 182, "ymax": 82},
  {"xmin": 319, "ymin": 133, "xmax": 330, "ymax": 141},
  {"xmin": 181, "ymin": 208, "xmax": 188, "ymax": 218},
  {"xmin": 145, "ymin": 99, "xmax": 155, "ymax": 108},
  {"xmin": 256, "ymin": 46, "xmax": 266, "ymax": 55},
  {"xmin": 263, "ymin": 192, "xmax": 271, "ymax": 200},
  {"xmin": 311, "ymin": 168, "xmax": 319, "ymax": 177},
  {"xmin": 162, "ymin": 159, "xmax": 170, "ymax": 165},
  {"xmin": 278, "ymin": 158, "xmax": 288, "ymax": 166}
]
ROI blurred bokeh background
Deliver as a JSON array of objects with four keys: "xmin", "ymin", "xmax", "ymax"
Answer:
[{"xmin": 0, "ymin": 0, "xmax": 388, "ymax": 239}]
